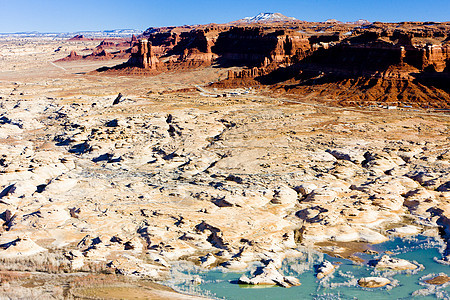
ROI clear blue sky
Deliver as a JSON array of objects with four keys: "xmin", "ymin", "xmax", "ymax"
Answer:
[{"xmin": 0, "ymin": 0, "xmax": 449, "ymax": 33}]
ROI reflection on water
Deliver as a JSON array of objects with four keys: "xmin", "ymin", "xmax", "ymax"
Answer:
[{"xmin": 165, "ymin": 235, "xmax": 450, "ymax": 299}]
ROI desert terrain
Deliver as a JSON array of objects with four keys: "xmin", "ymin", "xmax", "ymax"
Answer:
[{"xmin": 0, "ymin": 21, "xmax": 449, "ymax": 298}]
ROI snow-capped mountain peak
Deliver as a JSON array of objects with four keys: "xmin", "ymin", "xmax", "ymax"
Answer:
[{"xmin": 239, "ymin": 12, "xmax": 297, "ymax": 23}]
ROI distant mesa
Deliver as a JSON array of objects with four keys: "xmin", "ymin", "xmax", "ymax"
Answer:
[
  {"xmin": 69, "ymin": 34, "xmax": 84, "ymax": 40},
  {"xmin": 98, "ymin": 40, "xmax": 116, "ymax": 47},
  {"xmin": 1, "ymin": 29, "xmax": 143, "ymax": 39},
  {"xmin": 69, "ymin": 34, "xmax": 91, "ymax": 41},
  {"xmin": 325, "ymin": 19, "xmax": 371, "ymax": 25},
  {"xmin": 57, "ymin": 37, "xmax": 134, "ymax": 62},
  {"xmin": 354, "ymin": 19, "xmax": 371, "ymax": 25},
  {"xmin": 324, "ymin": 19, "xmax": 341, "ymax": 24}
]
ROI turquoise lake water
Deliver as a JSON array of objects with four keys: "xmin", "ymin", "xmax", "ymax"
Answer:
[{"xmin": 166, "ymin": 235, "xmax": 450, "ymax": 299}]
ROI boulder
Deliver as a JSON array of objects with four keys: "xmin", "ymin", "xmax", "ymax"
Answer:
[
  {"xmin": 295, "ymin": 183, "xmax": 318, "ymax": 197},
  {"xmin": 372, "ymin": 255, "xmax": 418, "ymax": 270},
  {"xmin": 271, "ymin": 185, "xmax": 298, "ymax": 207},
  {"xmin": 199, "ymin": 253, "xmax": 216, "ymax": 268},
  {"xmin": 124, "ymin": 237, "xmax": 145, "ymax": 252},
  {"xmin": 316, "ymin": 260, "xmax": 336, "ymax": 279},
  {"xmin": 424, "ymin": 274, "xmax": 450, "ymax": 285},
  {"xmin": 238, "ymin": 261, "xmax": 300, "ymax": 288},
  {"xmin": 358, "ymin": 277, "xmax": 391, "ymax": 288}
]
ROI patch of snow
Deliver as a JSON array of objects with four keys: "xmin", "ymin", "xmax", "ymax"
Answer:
[{"xmin": 241, "ymin": 13, "xmax": 297, "ymax": 23}]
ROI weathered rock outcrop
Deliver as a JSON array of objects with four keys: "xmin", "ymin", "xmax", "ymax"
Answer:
[
  {"xmin": 3, "ymin": 32, "xmax": 450, "ymax": 296},
  {"xmin": 238, "ymin": 260, "xmax": 301, "ymax": 288},
  {"xmin": 424, "ymin": 274, "xmax": 450, "ymax": 285},
  {"xmin": 67, "ymin": 50, "xmax": 79, "ymax": 59},
  {"xmin": 358, "ymin": 277, "xmax": 391, "ymax": 288},
  {"xmin": 316, "ymin": 260, "xmax": 337, "ymax": 279},
  {"xmin": 91, "ymin": 46, "xmax": 114, "ymax": 59},
  {"xmin": 127, "ymin": 39, "xmax": 159, "ymax": 69},
  {"xmin": 227, "ymin": 67, "xmax": 268, "ymax": 79},
  {"xmin": 371, "ymin": 255, "xmax": 418, "ymax": 270},
  {"xmin": 98, "ymin": 40, "xmax": 116, "ymax": 48}
]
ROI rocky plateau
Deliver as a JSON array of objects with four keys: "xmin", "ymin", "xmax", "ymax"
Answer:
[{"xmin": 0, "ymin": 15, "xmax": 449, "ymax": 298}]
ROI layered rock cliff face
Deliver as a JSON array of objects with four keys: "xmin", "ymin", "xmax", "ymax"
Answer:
[
  {"xmin": 211, "ymin": 27, "xmax": 310, "ymax": 67},
  {"xmin": 264, "ymin": 30, "xmax": 450, "ymax": 108},
  {"xmin": 127, "ymin": 25, "xmax": 312, "ymax": 70},
  {"xmin": 129, "ymin": 22, "xmax": 450, "ymax": 73},
  {"xmin": 121, "ymin": 21, "xmax": 450, "ymax": 107}
]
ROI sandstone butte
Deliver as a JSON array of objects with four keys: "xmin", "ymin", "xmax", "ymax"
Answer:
[{"xmin": 0, "ymin": 13, "xmax": 449, "ymax": 297}]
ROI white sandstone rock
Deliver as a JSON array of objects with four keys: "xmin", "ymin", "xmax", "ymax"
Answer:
[
  {"xmin": 316, "ymin": 260, "xmax": 336, "ymax": 279},
  {"xmin": 358, "ymin": 277, "xmax": 391, "ymax": 288},
  {"xmin": 0, "ymin": 235, "xmax": 47, "ymax": 258},
  {"xmin": 373, "ymin": 255, "xmax": 418, "ymax": 270}
]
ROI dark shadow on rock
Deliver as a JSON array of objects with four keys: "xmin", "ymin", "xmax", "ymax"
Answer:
[
  {"xmin": 92, "ymin": 153, "xmax": 114, "ymax": 163},
  {"xmin": 105, "ymin": 119, "xmax": 119, "ymax": 127},
  {"xmin": 0, "ymin": 238, "xmax": 20, "ymax": 250},
  {"xmin": 0, "ymin": 184, "xmax": 16, "ymax": 199},
  {"xmin": 35, "ymin": 184, "xmax": 47, "ymax": 193},
  {"xmin": 411, "ymin": 71, "xmax": 450, "ymax": 94},
  {"xmin": 212, "ymin": 196, "xmax": 234, "ymax": 207},
  {"xmin": 69, "ymin": 141, "xmax": 92, "ymax": 154},
  {"xmin": 225, "ymin": 174, "xmax": 243, "ymax": 184}
]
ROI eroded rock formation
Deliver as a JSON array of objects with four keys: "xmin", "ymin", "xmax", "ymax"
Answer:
[
  {"xmin": 227, "ymin": 67, "xmax": 267, "ymax": 79},
  {"xmin": 127, "ymin": 39, "xmax": 159, "ymax": 69},
  {"xmin": 57, "ymin": 38, "xmax": 134, "ymax": 62},
  {"xmin": 116, "ymin": 21, "xmax": 450, "ymax": 107}
]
